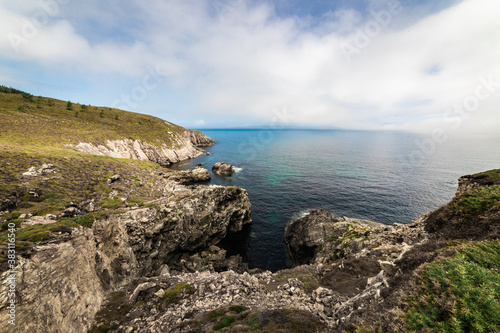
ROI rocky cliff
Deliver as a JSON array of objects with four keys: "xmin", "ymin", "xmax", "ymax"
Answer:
[
  {"xmin": 86, "ymin": 170, "xmax": 498, "ymax": 333},
  {"xmin": 73, "ymin": 130, "xmax": 215, "ymax": 166},
  {"xmin": 0, "ymin": 157, "xmax": 251, "ymax": 333},
  {"xmin": 0, "ymin": 122, "xmax": 498, "ymax": 333}
]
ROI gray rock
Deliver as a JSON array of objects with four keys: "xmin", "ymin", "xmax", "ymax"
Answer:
[
  {"xmin": 212, "ymin": 162, "xmax": 235, "ymax": 176},
  {"xmin": 284, "ymin": 209, "xmax": 339, "ymax": 266},
  {"xmin": 165, "ymin": 167, "xmax": 211, "ymax": 184}
]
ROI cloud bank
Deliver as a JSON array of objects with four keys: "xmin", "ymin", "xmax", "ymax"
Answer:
[{"xmin": 0, "ymin": 0, "xmax": 499, "ymax": 135}]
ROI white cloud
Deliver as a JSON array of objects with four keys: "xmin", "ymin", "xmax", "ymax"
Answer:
[{"xmin": 0, "ymin": 0, "xmax": 499, "ymax": 135}]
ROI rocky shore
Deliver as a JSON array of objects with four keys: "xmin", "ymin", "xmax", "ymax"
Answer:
[{"xmin": 0, "ymin": 145, "xmax": 498, "ymax": 332}]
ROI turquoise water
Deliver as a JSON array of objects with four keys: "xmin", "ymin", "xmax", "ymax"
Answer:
[{"xmin": 170, "ymin": 129, "xmax": 500, "ymax": 271}]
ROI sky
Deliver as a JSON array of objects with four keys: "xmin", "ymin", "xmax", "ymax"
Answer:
[{"xmin": 0, "ymin": 0, "xmax": 499, "ymax": 135}]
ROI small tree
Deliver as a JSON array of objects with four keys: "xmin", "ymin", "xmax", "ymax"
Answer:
[
  {"xmin": 21, "ymin": 92, "xmax": 33, "ymax": 102},
  {"xmin": 66, "ymin": 100, "xmax": 73, "ymax": 110}
]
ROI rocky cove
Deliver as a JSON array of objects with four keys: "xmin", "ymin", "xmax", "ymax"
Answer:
[{"xmin": 0, "ymin": 124, "xmax": 499, "ymax": 332}]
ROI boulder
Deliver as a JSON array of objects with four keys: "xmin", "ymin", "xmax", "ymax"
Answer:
[
  {"xmin": 212, "ymin": 162, "xmax": 235, "ymax": 176},
  {"xmin": 165, "ymin": 168, "xmax": 211, "ymax": 184},
  {"xmin": 284, "ymin": 209, "xmax": 339, "ymax": 266}
]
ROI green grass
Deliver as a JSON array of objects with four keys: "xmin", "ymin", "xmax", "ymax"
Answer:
[
  {"xmin": 0, "ymin": 90, "xmax": 186, "ymax": 149},
  {"xmin": 405, "ymin": 240, "xmax": 500, "ymax": 332},
  {"xmin": 474, "ymin": 169, "xmax": 500, "ymax": 181},
  {"xmin": 453, "ymin": 185, "xmax": 500, "ymax": 215},
  {"xmin": 0, "ymin": 220, "xmax": 79, "ymax": 260}
]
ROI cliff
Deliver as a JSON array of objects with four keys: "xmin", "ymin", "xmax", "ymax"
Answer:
[
  {"xmin": 0, "ymin": 161, "xmax": 251, "ymax": 332},
  {"xmin": 72, "ymin": 130, "xmax": 215, "ymax": 166}
]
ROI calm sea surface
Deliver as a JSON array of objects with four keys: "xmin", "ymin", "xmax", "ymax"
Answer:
[{"xmin": 170, "ymin": 129, "xmax": 500, "ymax": 271}]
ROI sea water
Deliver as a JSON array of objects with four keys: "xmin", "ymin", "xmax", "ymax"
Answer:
[{"xmin": 170, "ymin": 129, "xmax": 500, "ymax": 271}]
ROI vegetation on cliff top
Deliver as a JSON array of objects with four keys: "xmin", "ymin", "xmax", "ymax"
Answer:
[
  {"xmin": 405, "ymin": 240, "xmax": 500, "ymax": 332},
  {"xmin": 0, "ymin": 85, "xmax": 186, "ymax": 149}
]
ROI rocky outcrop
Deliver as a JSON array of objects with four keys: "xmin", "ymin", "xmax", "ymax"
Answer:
[
  {"xmin": 284, "ymin": 209, "xmax": 340, "ymax": 266},
  {"xmin": 0, "ymin": 178, "xmax": 251, "ymax": 333},
  {"xmin": 189, "ymin": 130, "xmax": 216, "ymax": 147},
  {"xmin": 90, "ymin": 270, "xmax": 327, "ymax": 333},
  {"xmin": 162, "ymin": 166, "xmax": 211, "ymax": 184},
  {"xmin": 22, "ymin": 163, "xmax": 57, "ymax": 177},
  {"xmin": 212, "ymin": 162, "xmax": 235, "ymax": 176},
  {"xmin": 0, "ymin": 228, "xmax": 105, "ymax": 333},
  {"xmin": 72, "ymin": 130, "xmax": 215, "ymax": 167},
  {"xmin": 456, "ymin": 170, "xmax": 500, "ymax": 196}
]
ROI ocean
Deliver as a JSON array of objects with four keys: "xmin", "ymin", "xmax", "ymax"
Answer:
[{"xmin": 170, "ymin": 129, "xmax": 500, "ymax": 271}]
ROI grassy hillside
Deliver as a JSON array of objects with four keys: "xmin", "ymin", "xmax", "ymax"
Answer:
[
  {"xmin": 0, "ymin": 86, "xmax": 186, "ymax": 149},
  {"xmin": 0, "ymin": 86, "xmax": 198, "ymax": 262}
]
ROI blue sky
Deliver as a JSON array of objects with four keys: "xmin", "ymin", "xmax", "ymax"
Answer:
[{"xmin": 1, "ymin": 0, "xmax": 499, "ymax": 135}]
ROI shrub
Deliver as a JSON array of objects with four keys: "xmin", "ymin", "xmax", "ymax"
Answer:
[
  {"xmin": 21, "ymin": 92, "xmax": 33, "ymax": 101},
  {"xmin": 209, "ymin": 310, "xmax": 224, "ymax": 318},
  {"xmin": 213, "ymin": 316, "xmax": 235, "ymax": 330},
  {"xmin": 229, "ymin": 305, "xmax": 248, "ymax": 314},
  {"xmin": 66, "ymin": 100, "xmax": 73, "ymax": 110}
]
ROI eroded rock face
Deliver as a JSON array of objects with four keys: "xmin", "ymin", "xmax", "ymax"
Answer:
[
  {"xmin": 95, "ymin": 185, "xmax": 252, "ymax": 280},
  {"xmin": 0, "ymin": 228, "xmax": 104, "ymax": 333},
  {"xmin": 284, "ymin": 209, "xmax": 341, "ymax": 266},
  {"xmin": 72, "ymin": 130, "xmax": 215, "ymax": 167},
  {"xmin": 212, "ymin": 162, "xmax": 235, "ymax": 176},
  {"xmin": 189, "ymin": 130, "xmax": 216, "ymax": 147},
  {"xmin": 0, "ymin": 182, "xmax": 251, "ymax": 333}
]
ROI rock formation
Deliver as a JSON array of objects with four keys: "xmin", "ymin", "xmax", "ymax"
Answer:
[
  {"xmin": 0, "ymin": 167, "xmax": 251, "ymax": 333},
  {"xmin": 72, "ymin": 130, "xmax": 215, "ymax": 166},
  {"xmin": 162, "ymin": 166, "xmax": 211, "ymax": 184},
  {"xmin": 212, "ymin": 162, "xmax": 236, "ymax": 176}
]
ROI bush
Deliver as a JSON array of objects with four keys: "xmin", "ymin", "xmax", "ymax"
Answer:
[
  {"xmin": 66, "ymin": 100, "xmax": 73, "ymax": 110},
  {"xmin": 21, "ymin": 92, "xmax": 33, "ymax": 101},
  {"xmin": 213, "ymin": 316, "xmax": 235, "ymax": 330}
]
